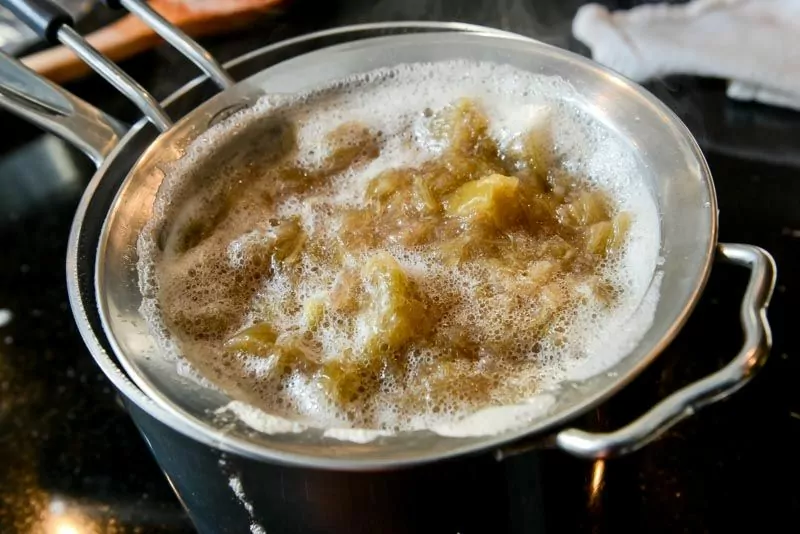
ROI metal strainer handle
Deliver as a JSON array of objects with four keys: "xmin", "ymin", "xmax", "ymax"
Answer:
[
  {"xmin": 0, "ymin": 0, "xmax": 234, "ymax": 133},
  {"xmin": 556, "ymin": 243, "xmax": 776, "ymax": 459}
]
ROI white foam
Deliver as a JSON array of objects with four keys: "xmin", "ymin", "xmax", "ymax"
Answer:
[
  {"xmin": 137, "ymin": 59, "xmax": 663, "ymax": 440},
  {"xmin": 323, "ymin": 427, "xmax": 393, "ymax": 443},
  {"xmin": 221, "ymin": 401, "xmax": 307, "ymax": 434},
  {"xmin": 228, "ymin": 476, "xmax": 253, "ymax": 514},
  {"xmin": 566, "ymin": 271, "xmax": 663, "ymax": 381},
  {"xmin": 431, "ymin": 394, "xmax": 557, "ymax": 437},
  {"xmin": 228, "ymin": 474, "xmax": 267, "ymax": 534}
]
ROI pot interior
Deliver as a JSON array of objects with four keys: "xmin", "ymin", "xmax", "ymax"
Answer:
[{"xmin": 89, "ymin": 28, "xmax": 716, "ymax": 468}]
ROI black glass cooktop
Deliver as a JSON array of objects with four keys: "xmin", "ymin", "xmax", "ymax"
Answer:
[{"xmin": 0, "ymin": 1, "xmax": 797, "ymax": 532}]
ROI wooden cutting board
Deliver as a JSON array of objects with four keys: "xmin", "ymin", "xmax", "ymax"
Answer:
[{"xmin": 21, "ymin": 0, "xmax": 285, "ymax": 84}]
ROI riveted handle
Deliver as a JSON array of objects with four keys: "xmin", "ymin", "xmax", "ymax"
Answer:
[{"xmin": 556, "ymin": 243, "xmax": 776, "ymax": 459}]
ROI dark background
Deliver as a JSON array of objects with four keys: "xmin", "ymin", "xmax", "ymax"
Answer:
[{"xmin": 0, "ymin": 0, "xmax": 797, "ymax": 532}]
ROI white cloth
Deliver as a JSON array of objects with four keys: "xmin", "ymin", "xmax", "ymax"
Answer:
[{"xmin": 572, "ymin": 0, "xmax": 800, "ymax": 111}]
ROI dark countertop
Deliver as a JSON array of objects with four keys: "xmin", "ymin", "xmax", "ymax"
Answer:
[{"xmin": 0, "ymin": 1, "xmax": 797, "ymax": 532}]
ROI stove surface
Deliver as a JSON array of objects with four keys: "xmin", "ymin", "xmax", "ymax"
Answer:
[{"xmin": 0, "ymin": 1, "xmax": 797, "ymax": 532}]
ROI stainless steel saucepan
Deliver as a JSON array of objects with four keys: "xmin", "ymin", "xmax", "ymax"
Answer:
[{"xmin": 0, "ymin": 0, "xmax": 775, "ymax": 490}]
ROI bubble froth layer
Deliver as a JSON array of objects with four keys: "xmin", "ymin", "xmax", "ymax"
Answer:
[{"xmin": 136, "ymin": 60, "xmax": 661, "ymax": 438}]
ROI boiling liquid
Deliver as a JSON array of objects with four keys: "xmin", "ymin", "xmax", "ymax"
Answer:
[{"xmin": 137, "ymin": 60, "xmax": 661, "ymax": 432}]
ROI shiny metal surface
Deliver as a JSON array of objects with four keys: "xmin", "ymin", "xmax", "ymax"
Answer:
[
  {"xmin": 88, "ymin": 25, "xmax": 747, "ymax": 468},
  {"xmin": 57, "ymin": 24, "xmax": 172, "ymax": 131},
  {"xmin": 65, "ymin": 22, "xmax": 542, "ymax": 467},
  {"xmin": 0, "ymin": 0, "xmax": 91, "ymax": 54},
  {"xmin": 0, "ymin": 6, "xmax": 770, "ymax": 467},
  {"xmin": 119, "ymin": 0, "xmax": 234, "ymax": 90},
  {"xmin": 0, "ymin": 2, "xmax": 788, "ymax": 529},
  {"xmin": 556, "ymin": 243, "xmax": 776, "ymax": 458},
  {"xmin": 0, "ymin": 49, "xmax": 123, "ymax": 164}
]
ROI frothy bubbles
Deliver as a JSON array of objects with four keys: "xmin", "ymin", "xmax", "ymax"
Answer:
[{"xmin": 136, "ymin": 59, "xmax": 661, "ymax": 441}]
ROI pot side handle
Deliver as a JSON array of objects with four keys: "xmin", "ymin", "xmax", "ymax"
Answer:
[
  {"xmin": 0, "ymin": 50, "xmax": 126, "ymax": 166},
  {"xmin": 556, "ymin": 243, "xmax": 776, "ymax": 459},
  {"xmin": 1, "ymin": 0, "xmax": 235, "ymax": 166}
]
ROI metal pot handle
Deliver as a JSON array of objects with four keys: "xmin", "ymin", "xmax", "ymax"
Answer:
[
  {"xmin": 0, "ymin": 51, "xmax": 125, "ymax": 165},
  {"xmin": 556, "ymin": 242, "xmax": 776, "ymax": 459},
  {"xmin": 0, "ymin": 0, "xmax": 234, "ymax": 166}
]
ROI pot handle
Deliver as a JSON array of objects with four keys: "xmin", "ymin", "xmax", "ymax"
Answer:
[
  {"xmin": 0, "ymin": 0, "xmax": 234, "ymax": 166},
  {"xmin": 0, "ymin": 50, "xmax": 126, "ymax": 166},
  {"xmin": 2, "ymin": 0, "xmax": 173, "ymax": 130},
  {"xmin": 556, "ymin": 243, "xmax": 776, "ymax": 459}
]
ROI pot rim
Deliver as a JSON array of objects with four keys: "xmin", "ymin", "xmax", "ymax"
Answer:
[{"xmin": 66, "ymin": 21, "xmax": 718, "ymax": 470}]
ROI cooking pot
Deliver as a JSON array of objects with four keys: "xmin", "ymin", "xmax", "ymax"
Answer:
[{"xmin": 0, "ymin": 0, "xmax": 776, "ymax": 532}]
